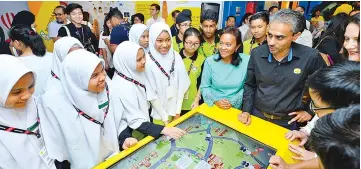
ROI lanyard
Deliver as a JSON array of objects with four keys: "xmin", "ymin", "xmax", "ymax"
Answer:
[
  {"xmin": 115, "ymin": 70, "xmax": 146, "ymax": 91},
  {"xmin": 51, "ymin": 70, "xmax": 60, "ymax": 80},
  {"xmin": 0, "ymin": 103, "xmax": 41, "ymax": 138},
  {"xmin": 72, "ymin": 83, "xmax": 110, "ymax": 128},
  {"xmin": 75, "ymin": 26, "xmax": 85, "ymax": 44},
  {"xmin": 148, "ymin": 51, "xmax": 175, "ymax": 85},
  {"xmin": 187, "ymin": 60, "xmax": 195, "ymax": 75},
  {"xmin": 177, "ymin": 42, "xmax": 182, "ymax": 51}
]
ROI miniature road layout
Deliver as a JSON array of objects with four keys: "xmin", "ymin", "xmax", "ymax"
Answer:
[{"xmin": 112, "ymin": 114, "xmax": 276, "ymax": 169}]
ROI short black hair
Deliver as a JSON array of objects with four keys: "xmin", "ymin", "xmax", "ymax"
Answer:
[
  {"xmin": 306, "ymin": 61, "xmax": 360, "ymax": 107},
  {"xmin": 183, "ymin": 27, "xmax": 202, "ymax": 44},
  {"xmin": 172, "ymin": 10, "xmax": 180, "ymax": 18},
  {"xmin": 296, "ymin": 6, "xmax": 305, "ymax": 12},
  {"xmin": 312, "ymin": 8, "xmax": 321, "ymax": 17},
  {"xmin": 134, "ymin": 13, "xmax": 144, "ymax": 23},
  {"xmin": 249, "ymin": 11, "xmax": 269, "ymax": 25},
  {"xmin": 200, "ymin": 9, "xmax": 218, "ymax": 24},
  {"xmin": 268, "ymin": 6, "xmax": 279, "ymax": 12},
  {"xmin": 215, "ymin": 27, "xmax": 242, "ymax": 66},
  {"xmin": 309, "ymin": 104, "xmax": 360, "ymax": 169},
  {"xmin": 9, "ymin": 24, "xmax": 46, "ymax": 57},
  {"xmin": 227, "ymin": 16, "xmax": 236, "ymax": 22},
  {"xmin": 66, "ymin": 3, "xmax": 83, "ymax": 15},
  {"xmin": 151, "ymin": 4, "xmax": 160, "ymax": 11},
  {"xmin": 55, "ymin": 5, "xmax": 66, "ymax": 14},
  {"xmin": 12, "ymin": 10, "xmax": 35, "ymax": 27},
  {"xmin": 241, "ymin": 13, "xmax": 252, "ymax": 24},
  {"xmin": 108, "ymin": 7, "xmax": 123, "ymax": 19}
]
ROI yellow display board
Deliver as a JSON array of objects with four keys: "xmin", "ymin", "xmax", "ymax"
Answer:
[
  {"xmin": 28, "ymin": 1, "xmax": 59, "ymax": 52},
  {"xmin": 165, "ymin": 6, "xmax": 201, "ymax": 30},
  {"xmin": 94, "ymin": 104, "xmax": 299, "ymax": 169},
  {"xmin": 135, "ymin": 1, "xmax": 160, "ymax": 23}
]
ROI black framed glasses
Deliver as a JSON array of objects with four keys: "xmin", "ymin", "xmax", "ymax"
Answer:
[
  {"xmin": 309, "ymin": 100, "xmax": 340, "ymax": 115},
  {"xmin": 184, "ymin": 41, "xmax": 200, "ymax": 48}
]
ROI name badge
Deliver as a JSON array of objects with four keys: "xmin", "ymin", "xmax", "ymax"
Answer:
[
  {"xmin": 39, "ymin": 146, "xmax": 55, "ymax": 168},
  {"xmin": 166, "ymin": 86, "xmax": 176, "ymax": 99},
  {"xmin": 184, "ymin": 90, "xmax": 190, "ymax": 100},
  {"xmin": 192, "ymin": 66, "xmax": 198, "ymax": 72},
  {"xmin": 294, "ymin": 68, "xmax": 301, "ymax": 74}
]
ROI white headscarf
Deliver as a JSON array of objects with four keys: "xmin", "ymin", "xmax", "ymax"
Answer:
[
  {"xmin": 148, "ymin": 22, "xmax": 175, "ymax": 71},
  {"xmin": 0, "ymin": 55, "xmax": 53, "ymax": 169},
  {"xmin": 113, "ymin": 41, "xmax": 149, "ymax": 129},
  {"xmin": 18, "ymin": 52, "xmax": 53, "ymax": 97},
  {"xmin": 40, "ymin": 50, "xmax": 119, "ymax": 169},
  {"xmin": 52, "ymin": 37, "xmax": 84, "ymax": 77},
  {"xmin": 43, "ymin": 37, "xmax": 84, "ymax": 92},
  {"xmin": 145, "ymin": 22, "xmax": 190, "ymax": 119},
  {"xmin": 129, "ymin": 23, "xmax": 149, "ymax": 52}
]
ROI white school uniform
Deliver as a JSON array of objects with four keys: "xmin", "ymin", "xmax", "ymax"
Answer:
[
  {"xmin": 144, "ymin": 22, "xmax": 190, "ymax": 121},
  {"xmin": 40, "ymin": 50, "xmax": 121, "ymax": 169},
  {"xmin": 0, "ymin": 55, "xmax": 55, "ymax": 169},
  {"xmin": 112, "ymin": 41, "xmax": 150, "ymax": 129},
  {"xmin": 43, "ymin": 37, "xmax": 84, "ymax": 93}
]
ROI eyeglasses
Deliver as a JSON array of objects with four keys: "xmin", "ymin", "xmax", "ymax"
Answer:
[
  {"xmin": 185, "ymin": 41, "xmax": 200, "ymax": 48},
  {"xmin": 53, "ymin": 13, "xmax": 64, "ymax": 17},
  {"xmin": 180, "ymin": 24, "xmax": 192, "ymax": 28},
  {"xmin": 309, "ymin": 100, "xmax": 340, "ymax": 115},
  {"xmin": 219, "ymin": 42, "xmax": 232, "ymax": 48}
]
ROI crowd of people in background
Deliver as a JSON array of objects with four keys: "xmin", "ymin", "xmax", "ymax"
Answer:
[{"xmin": 0, "ymin": 1, "xmax": 359, "ymax": 169}]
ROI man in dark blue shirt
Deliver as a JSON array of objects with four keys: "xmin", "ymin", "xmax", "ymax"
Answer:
[
  {"xmin": 107, "ymin": 7, "xmax": 129, "ymax": 53},
  {"xmin": 239, "ymin": 9, "xmax": 326, "ymax": 130},
  {"xmin": 170, "ymin": 10, "xmax": 180, "ymax": 37}
]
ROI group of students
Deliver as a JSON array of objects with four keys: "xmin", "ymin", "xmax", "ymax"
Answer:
[
  {"xmin": 0, "ymin": 3, "xmax": 360, "ymax": 169},
  {"xmin": 0, "ymin": 21, "xmax": 192, "ymax": 168}
]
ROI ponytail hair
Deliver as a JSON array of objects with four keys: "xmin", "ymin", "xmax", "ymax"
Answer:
[{"xmin": 9, "ymin": 24, "xmax": 46, "ymax": 56}]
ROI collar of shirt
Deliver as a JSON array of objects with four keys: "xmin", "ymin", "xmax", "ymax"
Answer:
[
  {"xmin": 251, "ymin": 39, "xmax": 267, "ymax": 46},
  {"xmin": 152, "ymin": 16, "xmax": 161, "ymax": 21},
  {"xmin": 264, "ymin": 47, "xmax": 295, "ymax": 63},
  {"xmin": 180, "ymin": 48, "xmax": 198, "ymax": 61},
  {"xmin": 176, "ymin": 35, "xmax": 182, "ymax": 44},
  {"xmin": 201, "ymin": 33, "xmax": 220, "ymax": 44}
]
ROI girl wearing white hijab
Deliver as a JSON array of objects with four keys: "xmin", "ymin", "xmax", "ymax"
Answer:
[
  {"xmin": 40, "ymin": 50, "xmax": 137, "ymax": 169},
  {"xmin": 9, "ymin": 24, "xmax": 53, "ymax": 97},
  {"xmin": 43, "ymin": 37, "xmax": 83, "ymax": 92},
  {"xmin": 0, "ymin": 55, "xmax": 65, "ymax": 169},
  {"xmin": 129, "ymin": 23, "xmax": 149, "ymax": 53},
  {"xmin": 112, "ymin": 41, "xmax": 186, "ymax": 140},
  {"xmin": 145, "ymin": 22, "xmax": 190, "ymax": 125}
]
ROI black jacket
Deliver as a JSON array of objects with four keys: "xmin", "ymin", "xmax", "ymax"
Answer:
[{"xmin": 58, "ymin": 23, "xmax": 99, "ymax": 54}]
